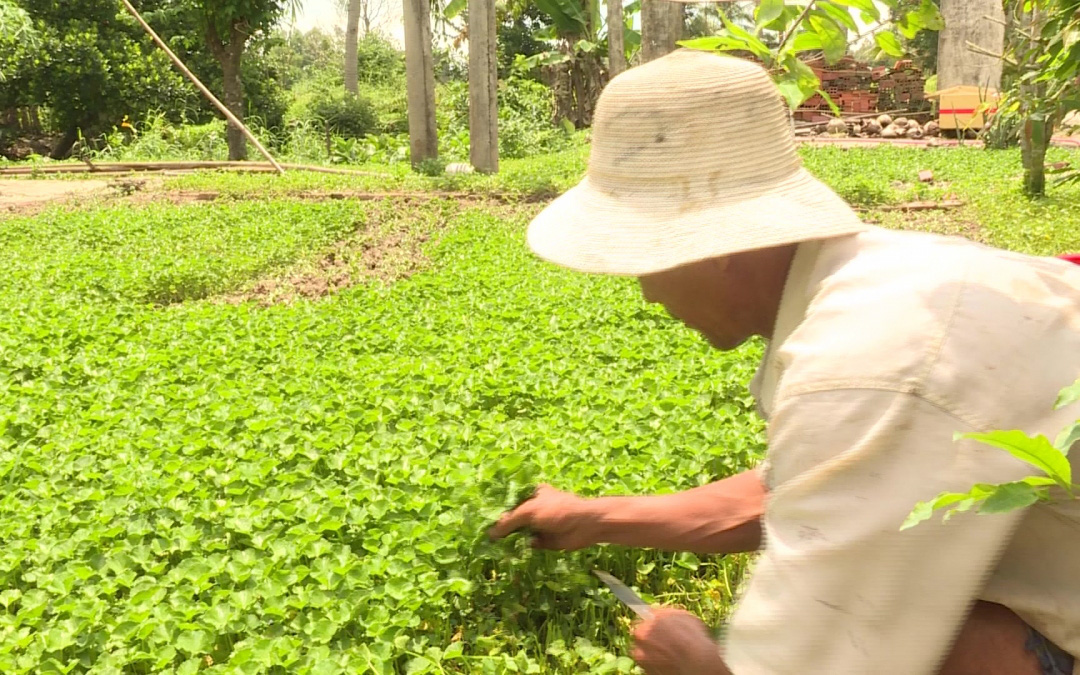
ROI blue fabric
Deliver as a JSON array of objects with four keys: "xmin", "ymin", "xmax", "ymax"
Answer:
[{"xmin": 1026, "ymin": 626, "xmax": 1075, "ymax": 675}]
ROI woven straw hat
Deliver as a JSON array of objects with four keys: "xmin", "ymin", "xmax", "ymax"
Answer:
[{"xmin": 527, "ymin": 49, "xmax": 867, "ymax": 276}]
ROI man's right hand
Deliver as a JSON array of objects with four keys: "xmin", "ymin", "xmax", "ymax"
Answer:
[{"xmin": 487, "ymin": 484, "xmax": 599, "ymax": 551}]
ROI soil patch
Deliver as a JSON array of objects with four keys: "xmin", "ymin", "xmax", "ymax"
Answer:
[
  {"xmin": 215, "ymin": 200, "xmax": 466, "ymax": 307},
  {"xmin": 866, "ymin": 205, "xmax": 986, "ymax": 243},
  {"xmin": 0, "ymin": 178, "xmax": 112, "ymax": 214}
]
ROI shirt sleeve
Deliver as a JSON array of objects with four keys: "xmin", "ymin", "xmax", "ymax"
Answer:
[{"xmin": 722, "ymin": 388, "xmax": 1036, "ymax": 675}]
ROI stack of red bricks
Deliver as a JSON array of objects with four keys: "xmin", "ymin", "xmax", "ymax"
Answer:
[
  {"xmin": 794, "ymin": 57, "xmax": 876, "ymax": 121},
  {"xmin": 791, "ymin": 56, "xmax": 929, "ymax": 121},
  {"xmin": 875, "ymin": 60, "xmax": 931, "ymax": 113}
]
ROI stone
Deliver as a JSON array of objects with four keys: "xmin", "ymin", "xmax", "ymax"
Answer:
[{"xmin": 826, "ymin": 118, "xmax": 849, "ymax": 136}]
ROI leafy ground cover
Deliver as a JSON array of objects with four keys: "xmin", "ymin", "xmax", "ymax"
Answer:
[
  {"xmin": 1, "ymin": 144, "xmax": 1078, "ymax": 674},
  {"xmin": 0, "ymin": 192, "xmax": 763, "ymax": 674}
]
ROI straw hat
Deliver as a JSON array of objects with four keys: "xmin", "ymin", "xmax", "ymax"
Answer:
[{"xmin": 526, "ymin": 49, "xmax": 867, "ymax": 276}]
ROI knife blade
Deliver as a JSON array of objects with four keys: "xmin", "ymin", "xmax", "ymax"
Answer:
[{"xmin": 593, "ymin": 570, "xmax": 654, "ymax": 620}]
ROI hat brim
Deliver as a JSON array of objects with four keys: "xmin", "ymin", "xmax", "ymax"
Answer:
[{"xmin": 527, "ymin": 168, "xmax": 868, "ymax": 277}]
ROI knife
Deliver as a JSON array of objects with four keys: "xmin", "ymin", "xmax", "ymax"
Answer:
[{"xmin": 593, "ymin": 570, "xmax": 654, "ymax": 620}]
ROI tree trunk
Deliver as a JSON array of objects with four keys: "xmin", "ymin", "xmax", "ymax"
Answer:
[
  {"xmin": 403, "ymin": 0, "xmax": 438, "ymax": 167},
  {"xmin": 608, "ymin": 0, "xmax": 627, "ymax": 77},
  {"xmin": 468, "ymin": 0, "xmax": 499, "ymax": 172},
  {"xmin": 208, "ymin": 22, "xmax": 249, "ymax": 161},
  {"xmin": 50, "ymin": 127, "xmax": 79, "ymax": 160},
  {"xmin": 1018, "ymin": 6, "xmax": 1050, "ymax": 197},
  {"xmin": 640, "ymin": 0, "xmax": 682, "ymax": 63},
  {"xmin": 1020, "ymin": 115, "xmax": 1051, "ymax": 196},
  {"xmin": 937, "ymin": 0, "xmax": 1005, "ymax": 91},
  {"xmin": 345, "ymin": 0, "xmax": 362, "ymax": 94},
  {"xmin": 548, "ymin": 61, "xmax": 574, "ymax": 126}
]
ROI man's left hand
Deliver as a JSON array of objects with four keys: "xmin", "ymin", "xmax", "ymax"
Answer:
[{"xmin": 631, "ymin": 608, "xmax": 730, "ymax": 675}]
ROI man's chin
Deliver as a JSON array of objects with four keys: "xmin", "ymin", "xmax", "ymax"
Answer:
[{"xmin": 703, "ymin": 332, "xmax": 743, "ymax": 351}]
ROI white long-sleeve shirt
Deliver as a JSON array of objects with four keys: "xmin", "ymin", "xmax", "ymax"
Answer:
[{"xmin": 725, "ymin": 226, "xmax": 1080, "ymax": 675}]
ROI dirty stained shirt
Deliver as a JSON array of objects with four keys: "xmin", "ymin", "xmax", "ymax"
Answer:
[{"xmin": 724, "ymin": 226, "xmax": 1080, "ymax": 675}]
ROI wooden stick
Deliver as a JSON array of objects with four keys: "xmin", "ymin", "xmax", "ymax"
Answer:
[
  {"xmin": 0, "ymin": 161, "xmax": 388, "ymax": 176},
  {"xmin": 117, "ymin": 0, "xmax": 285, "ymax": 174},
  {"xmin": 855, "ymin": 200, "xmax": 964, "ymax": 212}
]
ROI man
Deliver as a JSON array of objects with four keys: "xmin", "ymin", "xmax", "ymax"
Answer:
[{"xmin": 489, "ymin": 50, "xmax": 1080, "ymax": 675}]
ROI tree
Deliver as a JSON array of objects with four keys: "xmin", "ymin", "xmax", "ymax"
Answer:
[
  {"xmin": 936, "ymin": 0, "xmax": 1004, "ymax": 91},
  {"xmin": 989, "ymin": 0, "xmax": 1080, "ymax": 196},
  {"xmin": 345, "ymin": 0, "xmax": 361, "ymax": 93},
  {"xmin": 7, "ymin": 0, "xmax": 197, "ymax": 158},
  {"xmin": 192, "ymin": 0, "xmax": 300, "ymax": 160},
  {"xmin": 890, "ymin": 0, "xmax": 938, "ymax": 72},
  {"xmin": 343, "ymin": 0, "xmax": 389, "ymax": 93},
  {"xmin": 640, "ymin": 0, "xmax": 682, "ymax": 62},
  {"xmin": 0, "ymin": 0, "xmax": 36, "ymax": 84},
  {"xmin": 504, "ymin": 0, "xmax": 607, "ymax": 127}
]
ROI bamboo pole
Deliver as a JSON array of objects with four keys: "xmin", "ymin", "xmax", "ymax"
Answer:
[
  {"xmin": 117, "ymin": 0, "xmax": 285, "ymax": 174},
  {"xmin": 0, "ymin": 161, "xmax": 388, "ymax": 177}
]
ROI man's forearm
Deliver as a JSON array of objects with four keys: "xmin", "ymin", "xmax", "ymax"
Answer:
[{"xmin": 581, "ymin": 468, "xmax": 766, "ymax": 554}]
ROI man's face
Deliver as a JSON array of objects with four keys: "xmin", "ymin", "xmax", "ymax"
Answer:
[{"xmin": 638, "ymin": 256, "xmax": 757, "ymax": 351}]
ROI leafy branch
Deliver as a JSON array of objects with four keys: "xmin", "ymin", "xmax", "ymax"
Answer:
[
  {"xmin": 902, "ymin": 378, "xmax": 1080, "ymax": 530},
  {"xmin": 677, "ymin": 0, "xmax": 944, "ymax": 109}
]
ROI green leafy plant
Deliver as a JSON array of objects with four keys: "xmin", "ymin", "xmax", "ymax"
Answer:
[
  {"xmin": 678, "ymin": 0, "xmax": 943, "ymax": 109},
  {"xmin": 309, "ymin": 87, "xmax": 379, "ymax": 139},
  {"xmin": 903, "ymin": 378, "xmax": 1080, "ymax": 530}
]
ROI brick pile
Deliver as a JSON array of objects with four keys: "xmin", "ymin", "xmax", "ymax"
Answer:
[
  {"xmin": 874, "ymin": 60, "xmax": 931, "ymax": 113},
  {"xmin": 793, "ymin": 56, "xmax": 929, "ymax": 122}
]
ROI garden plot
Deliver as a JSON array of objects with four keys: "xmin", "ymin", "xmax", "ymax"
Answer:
[{"xmin": 2, "ymin": 144, "xmax": 1080, "ymax": 673}]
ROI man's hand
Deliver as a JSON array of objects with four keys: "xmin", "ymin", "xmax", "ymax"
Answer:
[
  {"xmin": 631, "ymin": 608, "xmax": 730, "ymax": 675},
  {"xmin": 487, "ymin": 484, "xmax": 599, "ymax": 550}
]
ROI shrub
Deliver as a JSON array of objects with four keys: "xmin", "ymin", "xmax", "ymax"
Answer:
[
  {"xmin": 355, "ymin": 35, "xmax": 406, "ymax": 87},
  {"xmin": 437, "ymin": 77, "xmax": 568, "ymax": 160},
  {"xmin": 308, "ymin": 88, "xmax": 379, "ymax": 139}
]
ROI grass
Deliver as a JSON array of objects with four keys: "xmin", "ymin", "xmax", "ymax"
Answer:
[{"xmin": 0, "ymin": 142, "xmax": 1078, "ymax": 674}]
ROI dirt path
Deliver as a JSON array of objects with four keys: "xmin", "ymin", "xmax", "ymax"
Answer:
[{"xmin": 0, "ymin": 179, "xmax": 111, "ymax": 213}]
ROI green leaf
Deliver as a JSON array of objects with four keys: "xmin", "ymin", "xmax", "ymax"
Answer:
[
  {"xmin": 901, "ymin": 499, "xmax": 936, "ymax": 530},
  {"xmin": 817, "ymin": 88, "xmax": 841, "ymax": 115},
  {"xmin": 575, "ymin": 39, "xmax": 598, "ymax": 53},
  {"xmin": 816, "ymin": 4, "xmax": 859, "ymax": 32},
  {"xmin": 901, "ymin": 488, "xmax": 990, "ymax": 530},
  {"xmin": 776, "ymin": 77, "xmax": 811, "ymax": 109},
  {"xmin": 175, "ymin": 630, "xmax": 212, "ymax": 655},
  {"xmin": 809, "ymin": 14, "xmax": 849, "ymax": 63},
  {"xmin": 957, "ymin": 430, "xmax": 1072, "ymax": 485},
  {"xmin": 677, "ymin": 36, "xmax": 749, "ymax": 52},
  {"xmin": 443, "ymin": 0, "xmax": 466, "ymax": 19},
  {"xmin": 718, "ymin": 14, "xmax": 774, "ymax": 60},
  {"xmin": 1055, "ymin": 379, "xmax": 1080, "ymax": 409},
  {"xmin": 1055, "ymin": 423, "xmax": 1080, "ymax": 455},
  {"xmin": 790, "ymin": 32, "xmax": 824, "ymax": 53},
  {"xmin": 875, "ymin": 31, "xmax": 905, "ymax": 58},
  {"xmin": 914, "ymin": 0, "xmax": 945, "ymax": 31},
  {"xmin": 979, "ymin": 481, "xmax": 1043, "ymax": 514},
  {"xmin": 828, "ymin": 0, "xmax": 880, "ymax": 22},
  {"xmin": 534, "ymin": 0, "xmax": 588, "ymax": 35},
  {"xmin": 756, "ymin": 0, "xmax": 786, "ymax": 30}
]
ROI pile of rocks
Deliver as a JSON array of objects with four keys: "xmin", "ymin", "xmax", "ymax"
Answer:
[{"xmin": 816, "ymin": 114, "xmax": 941, "ymax": 140}]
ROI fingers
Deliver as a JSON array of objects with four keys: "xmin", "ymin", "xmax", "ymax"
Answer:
[
  {"xmin": 487, "ymin": 483, "xmax": 555, "ymax": 540},
  {"xmin": 488, "ymin": 504, "xmax": 535, "ymax": 540}
]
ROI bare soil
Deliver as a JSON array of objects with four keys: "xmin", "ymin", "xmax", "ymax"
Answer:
[
  {"xmin": 0, "ymin": 178, "xmax": 112, "ymax": 214},
  {"xmin": 214, "ymin": 201, "xmax": 473, "ymax": 307}
]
